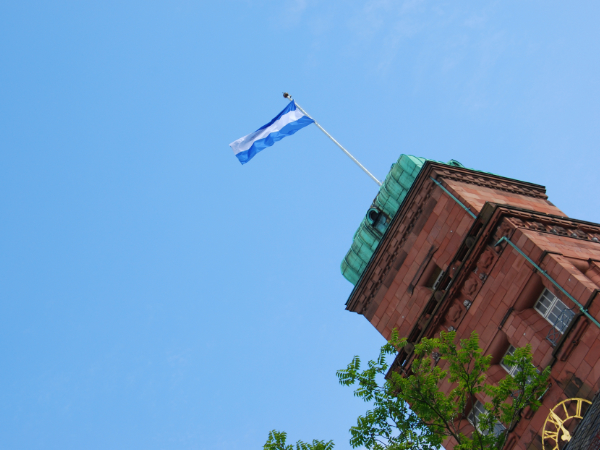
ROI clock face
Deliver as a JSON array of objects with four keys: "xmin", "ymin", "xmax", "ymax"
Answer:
[{"xmin": 542, "ymin": 398, "xmax": 592, "ymax": 450}]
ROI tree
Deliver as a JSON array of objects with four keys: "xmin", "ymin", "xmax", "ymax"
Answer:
[
  {"xmin": 265, "ymin": 330, "xmax": 549, "ymax": 450},
  {"xmin": 263, "ymin": 430, "xmax": 334, "ymax": 450},
  {"xmin": 337, "ymin": 330, "xmax": 550, "ymax": 450}
]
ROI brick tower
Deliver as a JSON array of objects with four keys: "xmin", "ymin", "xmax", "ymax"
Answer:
[{"xmin": 341, "ymin": 155, "xmax": 600, "ymax": 450}]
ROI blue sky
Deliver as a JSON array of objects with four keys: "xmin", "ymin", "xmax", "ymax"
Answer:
[{"xmin": 1, "ymin": 1, "xmax": 599, "ymax": 449}]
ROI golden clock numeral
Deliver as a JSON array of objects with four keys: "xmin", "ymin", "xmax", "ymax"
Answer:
[
  {"xmin": 543, "ymin": 430, "xmax": 558, "ymax": 441},
  {"xmin": 542, "ymin": 398, "xmax": 592, "ymax": 450},
  {"xmin": 546, "ymin": 412, "xmax": 561, "ymax": 427}
]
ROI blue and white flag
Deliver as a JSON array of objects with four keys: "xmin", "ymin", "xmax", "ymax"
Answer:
[{"xmin": 229, "ymin": 101, "xmax": 314, "ymax": 164}]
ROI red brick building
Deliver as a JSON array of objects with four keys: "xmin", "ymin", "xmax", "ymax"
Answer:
[{"xmin": 341, "ymin": 155, "xmax": 600, "ymax": 449}]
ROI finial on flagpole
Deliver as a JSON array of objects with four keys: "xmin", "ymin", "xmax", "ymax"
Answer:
[{"xmin": 282, "ymin": 92, "xmax": 382, "ymax": 187}]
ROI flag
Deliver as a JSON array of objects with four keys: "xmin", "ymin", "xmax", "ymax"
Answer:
[{"xmin": 229, "ymin": 101, "xmax": 314, "ymax": 164}]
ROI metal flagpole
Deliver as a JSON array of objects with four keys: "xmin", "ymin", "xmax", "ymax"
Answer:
[{"xmin": 283, "ymin": 93, "xmax": 382, "ymax": 187}]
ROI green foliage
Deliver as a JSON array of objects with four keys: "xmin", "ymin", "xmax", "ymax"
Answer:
[
  {"xmin": 263, "ymin": 430, "xmax": 334, "ymax": 450},
  {"xmin": 336, "ymin": 340, "xmax": 440, "ymax": 450},
  {"xmin": 265, "ymin": 329, "xmax": 549, "ymax": 450},
  {"xmin": 337, "ymin": 330, "xmax": 550, "ymax": 450}
]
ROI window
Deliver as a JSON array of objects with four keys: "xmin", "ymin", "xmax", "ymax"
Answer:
[
  {"xmin": 424, "ymin": 265, "xmax": 443, "ymax": 289},
  {"xmin": 500, "ymin": 346, "xmax": 538, "ymax": 381},
  {"xmin": 467, "ymin": 400, "xmax": 506, "ymax": 437},
  {"xmin": 534, "ymin": 289, "xmax": 574, "ymax": 334},
  {"xmin": 500, "ymin": 346, "xmax": 519, "ymax": 376}
]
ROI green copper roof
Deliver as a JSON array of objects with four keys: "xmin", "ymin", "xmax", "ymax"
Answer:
[{"xmin": 340, "ymin": 155, "xmax": 465, "ymax": 285}]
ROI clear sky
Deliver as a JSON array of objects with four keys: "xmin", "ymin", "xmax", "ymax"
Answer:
[{"xmin": 1, "ymin": 1, "xmax": 599, "ymax": 449}]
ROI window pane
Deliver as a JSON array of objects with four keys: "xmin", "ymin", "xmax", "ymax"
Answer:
[
  {"xmin": 541, "ymin": 289, "xmax": 557, "ymax": 304},
  {"xmin": 468, "ymin": 400, "xmax": 483, "ymax": 426},
  {"xmin": 547, "ymin": 307, "xmax": 561, "ymax": 326},
  {"xmin": 467, "ymin": 409, "xmax": 475, "ymax": 425},
  {"xmin": 552, "ymin": 302, "xmax": 574, "ymax": 333},
  {"xmin": 493, "ymin": 422, "xmax": 507, "ymax": 437},
  {"xmin": 475, "ymin": 402, "xmax": 486, "ymax": 416},
  {"xmin": 469, "ymin": 400, "xmax": 505, "ymax": 436},
  {"xmin": 534, "ymin": 289, "xmax": 556, "ymax": 316},
  {"xmin": 500, "ymin": 346, "xmax": 516, "ymax": 374},
  {"xmin": 535, "ymin": 289, "xmax": 574, "ymax": 335}
]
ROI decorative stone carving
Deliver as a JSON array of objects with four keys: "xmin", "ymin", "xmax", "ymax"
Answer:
[
  {"xmin": 477, "ymin": 249, "xmax": 495, "ymax": 270},
  {"xmin": 526, "ymin": 221, "xmax": 546, "ymax": 231},
  {"xmin": 513, "ymin": 217, "xmax": 600, "ymax": 245},
  {"xmin": 509, "ymin": 217, "xmax": 525, "ymax": 228},
  {"xmin": 551, "ymin": 225, "xmax": 569, "ymax": 236},
  {"xmin": 447, "ymin": 304, "xmax": 462, "ymax": 324},
  {"xmin": 462, "ymin": 275, "xmax": 479, "ymax": 298},
  {"xmin": 493, "ymin": 219, "xmax": 512, "ymax": 242},
  {"xmin": 571, "ymin": 229, "xmax": 588, "ymax": 239},
  {"xmin": 422, "ymin": 206, "xmax": 600, "ymax": 353},
  {"xmin": 436, "ymin": 171, "xmax": 548, "ymax": 199},
  {"xmin": 449, "ymin": 261, "xmax": 462, "ymax": 278}
]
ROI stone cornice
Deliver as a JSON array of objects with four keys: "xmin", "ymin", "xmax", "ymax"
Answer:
[
  {"xmin": 433, "ymin": 167, "xmax": 548, "ymax": 200},
  {"xmin": 390, "ymin": 204, "xmax": 600, "ymax": 375},
  {"xmin": 345, "ymin": 163, "xmax": 436, "ymax": 314},
  {"xmin": 345, "ymin": 162, "xmax": 550, "ymax": 315},
  {"xmin": 423, "ymin": 204, "xmax": 600, "ymax": 342}
]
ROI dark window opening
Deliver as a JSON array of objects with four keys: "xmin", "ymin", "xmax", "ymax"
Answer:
[
  {"xmin": 470, "ymin": 221, "xmax": 483, "ymax": 237},
  {"xmin": 439, "ymin": 275, "xmax": 452, "ymax": 291},
  {"xmin": 374, "ymin": 214, "xmax": 389, "ymax": 233},
  {"xmin": 456, "ymin": 245, "xmax": 469, "ymax": 262},
  {"xmin": 424, "ymin": 299, "xmax": 437, "ymax": 315},
  {"xmin": 424, "ymin": 265, "xmax": 443, "ymax": 289},
  {"xmin": 367, "ymin": 209, "xmax": 390, "ymax": 234},
  {"xmin": 407, "ymin": 326, "xmax": 421, "ymax": 343}
]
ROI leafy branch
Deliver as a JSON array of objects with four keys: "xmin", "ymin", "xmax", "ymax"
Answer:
[{"xmin": 265, "ymin": 329, "xmax": 549, "ymax": 450}]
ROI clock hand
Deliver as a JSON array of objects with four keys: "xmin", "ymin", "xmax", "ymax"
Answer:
[{"xmin": 550, "ymin": 410, "xmax": 571, "ymax": 441}]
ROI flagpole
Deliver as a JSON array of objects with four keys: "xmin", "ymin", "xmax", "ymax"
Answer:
[{"xmin": 283, "ymin": 93, "xmax": 382, "ymax": 187}]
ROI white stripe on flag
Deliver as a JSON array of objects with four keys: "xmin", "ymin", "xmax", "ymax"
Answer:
[{"xmin": 230, "ymin": 109, "xmax": 306, "ymax": 155}]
